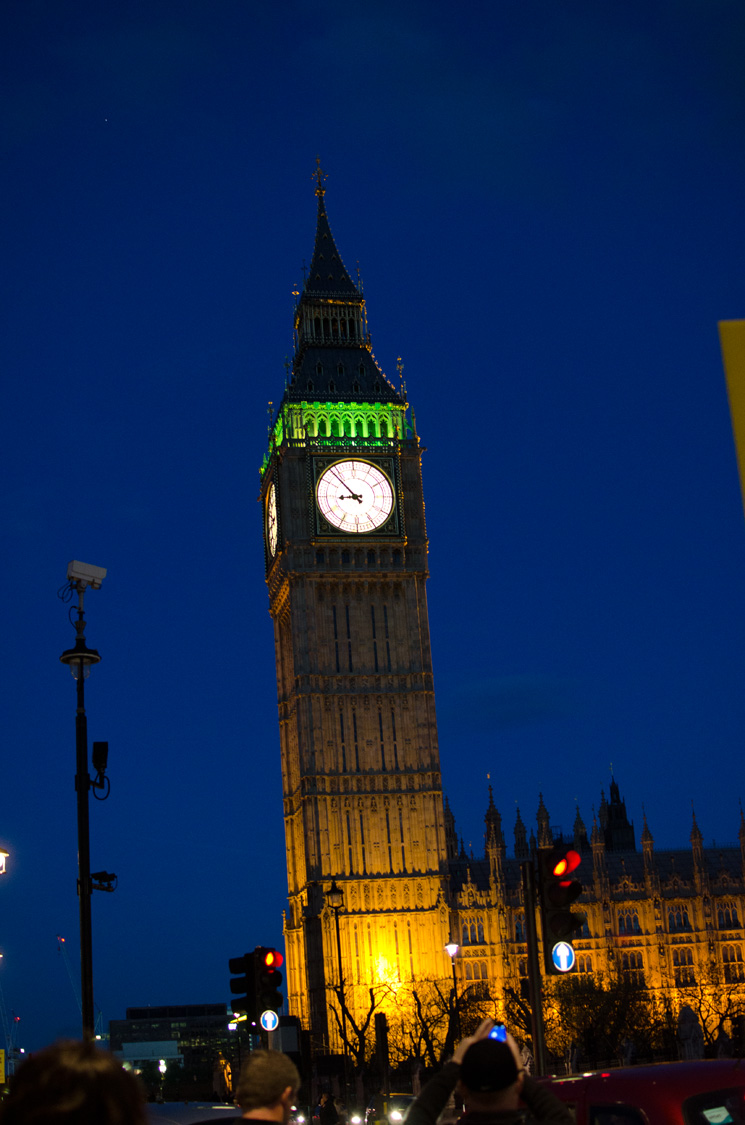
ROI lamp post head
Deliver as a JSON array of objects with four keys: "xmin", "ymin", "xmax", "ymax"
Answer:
[
  {"xmin": 60, "ymin": 636, "xmax": 101, "ymax": 679},
  {"xmin": 444, "ymin": 940, "xmax": 459, "ymax": 960},
  {"xmin": 0, "ymin": 849, "xmax": 8, "ymax": 875},
  {"xmin": 327, "ymin": 878, "xmax": 344, "ymax": 910}
]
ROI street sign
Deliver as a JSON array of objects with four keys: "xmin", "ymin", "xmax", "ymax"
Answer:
[
  {"xmin": 260, "ymin": 1009, "xmax": 279, "ymax": 1031},
  {"xmin": 551, "ymin": 941, "xmax": 576, "ymax": 972}
]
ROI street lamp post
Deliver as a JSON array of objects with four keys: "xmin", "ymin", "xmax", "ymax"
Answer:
[
  {"xmin": 326, "ymin": 879, "xmax": 349, "ymax": 1103},
  {"xmin": 59, "ymin": 561, "xmax": 106, "ymax": 1041},
  {"xmin": 445, "ymin": 939, "xmax": 461, "ymax": 1041}
]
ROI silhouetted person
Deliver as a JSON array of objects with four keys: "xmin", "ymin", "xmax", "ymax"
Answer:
[
  {"xmin": 235, "ymin": 1048, "xmax": 301, "ymax": 1124},
  {"xmin": 407, "ymin": 1019, "xmax": 572, "ymax": 1125},
  {"xmin": 319, "ymin": 1092, "xmax": 338, "ymax": 1125},
  {"xmin": 0, "ymin": 1039, "xmax": 146, "ymax": 1125}
]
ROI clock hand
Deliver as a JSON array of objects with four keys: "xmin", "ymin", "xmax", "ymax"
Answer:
[
  {"xmin": 330, "ymin": 467, "xmax": 351, "ymax": 489},
  {"xmin": 338, "ymin": 492, "xmax": 363, "ymax": 503}
]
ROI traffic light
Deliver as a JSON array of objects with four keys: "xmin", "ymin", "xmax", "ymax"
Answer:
[
  {"xmin": 228, "ymin": 952, "xmax": 256, "ymax": 1018},
  {"xmin": 537, "ymin": 844, "xmax": 584, "ymax": 974},
  {"xmin": 255, "ymin": 947, "xmax": 284, "ymax": 1015}
]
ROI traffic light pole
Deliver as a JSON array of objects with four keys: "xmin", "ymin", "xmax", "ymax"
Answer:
[{"xmin": 521, "ymin": 860, "xmax": 547, "ymax": 1077}]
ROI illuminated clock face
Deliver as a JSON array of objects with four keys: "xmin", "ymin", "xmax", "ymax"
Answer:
[
  {"xmin": 316, "ymin": 460, "xmax": 394, "ymax": 533},
  {"xmin": 266, "ymin": 482, "xmax": 278, "ymax": 556}
]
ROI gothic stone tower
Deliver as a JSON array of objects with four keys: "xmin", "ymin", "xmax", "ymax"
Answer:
[{"xmin": 260, "ymin": 172, "xmax": 451, "ymax": 1048}]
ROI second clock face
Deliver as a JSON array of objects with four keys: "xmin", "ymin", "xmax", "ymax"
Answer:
[
  {"xmin": 316, "ymin": 459, "xmax": 394, "ymax": 533},
  {"xmin": 266, "ymin": 482, "xmax": 278, "ymax": 556}
]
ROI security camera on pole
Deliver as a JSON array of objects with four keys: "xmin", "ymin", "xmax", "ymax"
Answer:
[{"xmin": 59, "ymin": 561, "xmax": 116, "ymax": 1040}]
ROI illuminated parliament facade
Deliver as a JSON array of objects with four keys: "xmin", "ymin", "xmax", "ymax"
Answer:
[{"xmin": 260, "ymin": 174, "xmax": 745, "ymax": 1058}]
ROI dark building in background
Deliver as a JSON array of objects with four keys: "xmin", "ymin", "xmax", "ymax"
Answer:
[{"xmin": 110, "ymin": 1003, "xmax": 233, "ymax": 1072}]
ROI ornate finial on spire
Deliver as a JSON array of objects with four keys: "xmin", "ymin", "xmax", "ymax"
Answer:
[
  {"xmin": 267, "ymin": 401, "xmax": 274, "ymax": 439},
  {"xmin": 283, "ymin": 357, "xmax": 290, "ymax": 388},
  {"xmin": 314, "ymin": 156, "xmax": 327, "ymax": 198},
  {"xmin": 396, "ymin": 356, "xmax": 407, "ymax": 398}
]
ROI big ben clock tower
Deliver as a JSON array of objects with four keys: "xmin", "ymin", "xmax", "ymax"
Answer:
[{"xmin": 261, "ymin": 165, "xmax": 452, "ymax": 1049}]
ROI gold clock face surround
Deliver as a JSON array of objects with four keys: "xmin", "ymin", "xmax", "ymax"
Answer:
[
  {"xmin": 266, "ymin": 482, "xmax": 278, "ymax": 556},
  {"xmin": 316, "ymin": 459, "xmax": 395, "ymax": 533}
]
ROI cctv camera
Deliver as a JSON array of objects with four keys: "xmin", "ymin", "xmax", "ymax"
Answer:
[{"xmin": 67, "ymin": 561, "xmax": 107, "ymax": 589}]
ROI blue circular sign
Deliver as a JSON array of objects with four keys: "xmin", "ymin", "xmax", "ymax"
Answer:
[
  {"xmin": 260, "ymin": 1010, "xmax": 279, "ymax": 1031},
  {"xmin": 551, "ymin": 942, "xmax": 576, "ymax": 973}
]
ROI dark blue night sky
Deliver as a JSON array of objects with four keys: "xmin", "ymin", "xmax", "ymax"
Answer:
[{"xmin": 2, "ymin": 0, "xmax": 745, "ymax": 1051}]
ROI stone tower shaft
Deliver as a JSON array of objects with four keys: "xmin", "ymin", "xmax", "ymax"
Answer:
[{"xmin": 260, "ymin": 178, "xmax": 451, "ymax": 1047}]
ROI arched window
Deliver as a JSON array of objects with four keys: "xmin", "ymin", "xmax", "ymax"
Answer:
[
  {"xmin": 673, "ymin": 947, "xmax": 695, "ymax": 986},
  {"xmin": 723, "ymin": 945, "xmax": 744, "ymax": 982},
  {"xmin": 515, "ymin": 914, "xmax": 525, "ymax": 942},
  {"xmin": 668, "ymin": 907, "xmax": 691, "ymax": 933},
  {"xmin": 619, "ymin": 909, "xmax": 641, "ymax": 935},
  {"xmin": 718, "ymin": 902, "xmax": 740, "ymax": 929},
  {"xmin": 478, "ymin": 920, "xmax": 485, "ymax": 943},
  {"xmin": 621, "ymin": 950, "xmax": 645, "ymax": 986},
  {"xmin": 462, "ymin": 923, "xmax": 469, "ymax": 946},
  {"xmin": 470, "ymin": 923, "xmax": 477, "ymax": 945}
]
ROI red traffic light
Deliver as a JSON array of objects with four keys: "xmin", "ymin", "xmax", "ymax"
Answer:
[
  {"xmin": 552, "ymin": 849, "xmax": 581, "ymax": 882},
  {"xmin": 263, "ymin": 950, "xmax": 284, "ymax": 968}
]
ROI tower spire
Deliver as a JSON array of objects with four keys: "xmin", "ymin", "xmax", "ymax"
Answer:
[
  {"xmin": 284, "ymin": 166, "xmax": 403, "ymax": 405},
  {"xmin": 304, "ymin": 160, "xmax": 358, "ymax": 298}
]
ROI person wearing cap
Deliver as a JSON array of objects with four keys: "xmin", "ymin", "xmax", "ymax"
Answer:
[
  {"xmin": 235, "ymin": 1049, "xmax": 301, "ymax": 1124},
  {"xmin": 406, "ymin": 1019, "xmax": 572, "ymax": 1125}
]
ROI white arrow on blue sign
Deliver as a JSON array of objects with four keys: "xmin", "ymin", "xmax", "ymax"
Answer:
[
  {"xmin": 260, "ymin": 1010, "xmax": 279, "ymax": 1031},
  {"xmin": 551, "ymin": 942, "xmax": 576, "ymax": 973}
]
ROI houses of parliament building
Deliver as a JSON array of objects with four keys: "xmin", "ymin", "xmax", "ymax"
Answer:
[{"xmin": 259, "ymin": 168, "xmax": 745, "ymax": 1057}]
